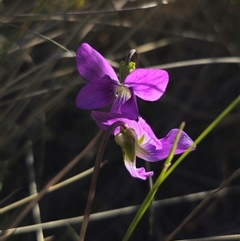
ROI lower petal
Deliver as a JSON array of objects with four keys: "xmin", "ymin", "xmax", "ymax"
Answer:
[
  {"xmin": 161, "ymin": 129, "xmax": 196, "ymax": 153},
  {"xmin": 124, "ymin": 159, "xmax": 153, "ymax": 180},
  {"xmin": 76, "ymin": 78, "xmax": 117, "ymax": 109},
  {"xmin": 120, "ymin": 88, "xmax": 139, "ymax": 120},
  {"xmin": 111, "ymin": 87, "xmax": 138, "ymax": 120},
  {"xmin": 145, "ymin": 129, "xmax": 195, "ymax": 162},
  {"xmin": 91, "ymin": 111, "xmax": 122, "ymax": 131},
  {"xmin": 136, "ymin": 142, "xmax": 159, "ymax": 162}
]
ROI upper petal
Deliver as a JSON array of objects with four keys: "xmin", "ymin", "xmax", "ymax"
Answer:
[
  {"xmin": 76, "ymin": 43, "xmax": 118, "ymax": 82},
  {"xmin": 91, "ymin": 111, "xmax": 142, "ymax": 136},
  {"xmin": 124, "ymin": 68, "xmax": 169, "ymax": 101},
  {"xmin": 76, "ymin": 78, "xmax": 117, "ymax": 109},
  {"xmin": 91, "ymin": 112, "xmax": 159, "ymax": 145}
]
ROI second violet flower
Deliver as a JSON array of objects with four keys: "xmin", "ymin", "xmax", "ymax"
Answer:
[{"xmin": 92, "ymin": 112, "xmax": 195, "ymax": 180}]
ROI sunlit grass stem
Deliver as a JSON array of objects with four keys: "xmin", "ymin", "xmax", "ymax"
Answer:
[
  {"xmin": 122, "ymin": 123, "xmax": 186, "ymax": 241},
  {"xmin": 122, "ymin": 95, "xmax": 240, "ymax": 241},
  {"xmin": 159, "ymin": 122, "xmax": 186, "ymax": 181}
]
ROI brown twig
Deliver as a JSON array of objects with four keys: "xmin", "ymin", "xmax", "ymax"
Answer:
[{"xmin": 79, "ymin": 121, "xmax": 126, "ymax": 241}]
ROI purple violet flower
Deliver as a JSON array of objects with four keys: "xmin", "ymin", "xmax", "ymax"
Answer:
[
  {"xmin": 92, "ymin": 111, "xmax": 195, "ymax": 180},
  {"xmin": 76, "ymin": 43, "xmax": 169, "ymax": 119}
]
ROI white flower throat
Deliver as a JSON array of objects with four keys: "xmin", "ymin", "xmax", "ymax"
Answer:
[{"xmin": 114, "ymin": 84, "xmax": 131, "ymax": 101}]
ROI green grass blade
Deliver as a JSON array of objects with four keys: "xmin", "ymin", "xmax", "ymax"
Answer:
[
  {"xmin": 122, "ymin": 95, "xmax": 240, "ymax": 241},
  {"xmin": 122, "ymin": 123, "xmax": 186, "ymax": 241}
]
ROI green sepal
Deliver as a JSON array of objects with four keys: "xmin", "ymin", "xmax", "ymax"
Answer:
[
  {"xmin": 119, "ymin": 61, "xmax": 136, "ymax": 83},
  {"xmin": 115, "ymin": 127, "xmax": 137, "ymax": 163}
]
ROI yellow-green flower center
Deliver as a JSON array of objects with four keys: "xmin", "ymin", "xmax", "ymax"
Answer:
[{"xmin": 138, "ymin": 135, "xmax": 144, "ymax": 145}]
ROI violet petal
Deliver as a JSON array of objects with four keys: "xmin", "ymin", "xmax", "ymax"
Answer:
[
  {"xmin": 76, "ymin": 78, "xmax": 117, "ymax": 109},
  {"xmin": 91, "ymin": 111, "xmax": 142, "ymax": 135},
  {"xmin": 120, "ymin": 88, "xmax": 139, "ymax": 120},
  {"xmin": 111, "ymin": 87, "xmax": 138, "ymax": 120},
  {"xmin": 124, "ymin": 68, "xmax": 169, "ymax": 101},
  {"xmin": 137, "ymin": 117, "xmax": 161, "ymax": 146},
  {"xmin": 144, "ymin": 129, "xmax": 195, "ymax": 162},
  {"xmin": 124, "ymin": 160, "xmax": 153, "ymax": 180},
  {"xmin": 76, "ymin": 43, "xmax": 118, "ymax": 82}
]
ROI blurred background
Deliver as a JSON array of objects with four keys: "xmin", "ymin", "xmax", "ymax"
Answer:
[{"xmin": 1, "ymin": 0, "xmax": 240, "ymax": 240}]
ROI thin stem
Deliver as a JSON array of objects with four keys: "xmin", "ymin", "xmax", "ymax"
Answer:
[
  {"xmin": 172, "ymin": 234, "xmax": 240, "ymax": 241},
  {"xmin": 122, "ymin": 95, "xmax": 240, "ymax": 241},
  {"xmin": 162, "ymin": 95, "xmax": 240, "ymax": 184},
  {"xmin": 160, "ymin": 122, "xmax": 186, "ymax": 181},
  {"xmin": 2, "ymin": 186, "xmax": 237, "ymax": 236},
  {"xmin": 122, "ymin": 124, "xmax": 185, "ymax": 241},
  {"xmin": 145, "ymin": 162, "xmax": 154, "ymax": 235},
  {"xmin": 25, "ymin": 141, "xmax": 44, "ymax": 241},
  {"xmin": 153, "ymin": 57, "xmax": 240, "ymax": 69},
  {"xmin": 79, "ymin": 121, "xmax": 126, "ymax": 241}
]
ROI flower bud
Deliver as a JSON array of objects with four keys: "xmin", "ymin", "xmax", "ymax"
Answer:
[
  {"xmin": 119, "ymin": 61, "xmax": 136, "ymax": 83},
  {"xmin": 119, "ymin": 49, "xmax": 139, "ymax": 83}
]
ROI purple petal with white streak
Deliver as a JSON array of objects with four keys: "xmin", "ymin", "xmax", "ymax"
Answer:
[
  {"xmin": 111, "ymin": 88, "xmax": 138, "ymax": 120},
  {"xmin": 120, "ymin": 88, "xmax": 139, "ymax": 120},
  {"xmin": 124, "ymin": 160, "xmax": 153, "ymax": 180}
]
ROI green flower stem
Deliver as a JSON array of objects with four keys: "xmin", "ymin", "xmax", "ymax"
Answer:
[
  {"xmin": 122, "ymin": 123, "xmax": 185, "ymax": 241},
  {"xmin": 163, "ymin": 95, "xmax": 240, "ymax": 182},
  {"xmin": 159, "ymin": 122, "xmax": 185, "ymax": 181},
  {"xmin": 122, "ymin": 95, "xmax": 240, "ymax": 241}
]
